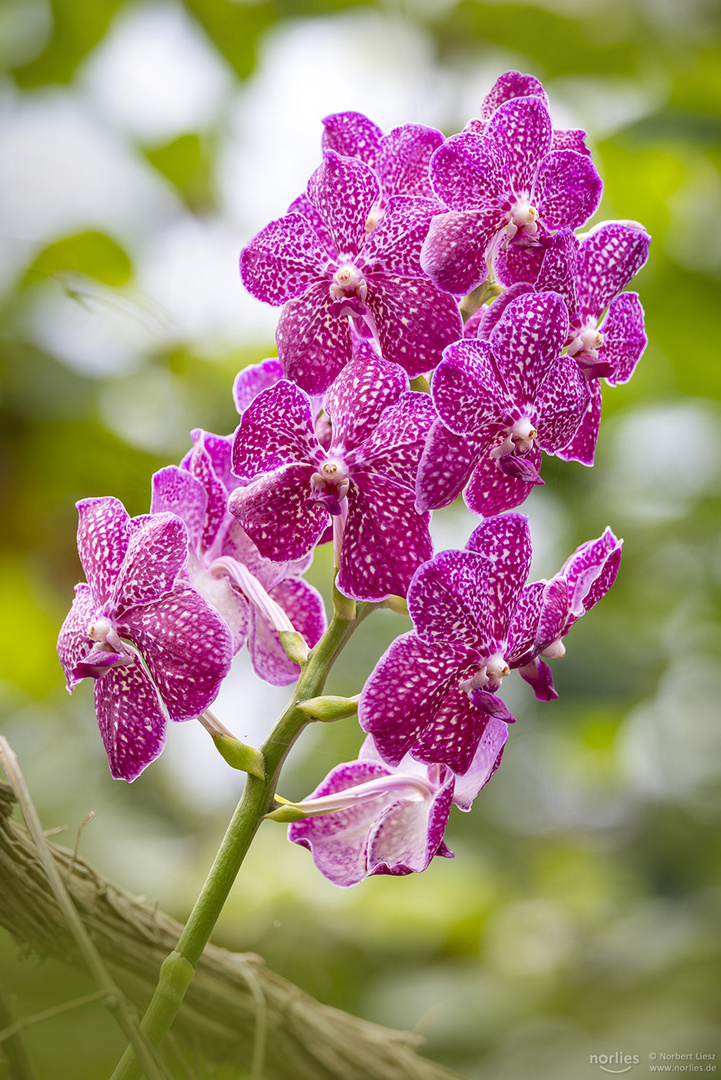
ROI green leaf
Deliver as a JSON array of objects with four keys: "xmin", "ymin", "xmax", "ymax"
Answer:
[{"xmin": 23, "ymin": 231, "xmax": 133, "ymax": 289}]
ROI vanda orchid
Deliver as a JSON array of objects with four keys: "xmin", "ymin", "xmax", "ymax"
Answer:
[{"xmin": 55, "ymin": 70, "xmax": 649, "ymax": 1071}]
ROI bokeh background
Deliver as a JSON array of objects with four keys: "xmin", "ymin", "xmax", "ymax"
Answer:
[{"xmin": 1, "ymin": 0, "xmax": 720, "ymax": 1077}]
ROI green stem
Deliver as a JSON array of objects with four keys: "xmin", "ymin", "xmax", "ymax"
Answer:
[{"xmin": 110, "ymin": 603, "xmax": 375, "ymax": 1080}]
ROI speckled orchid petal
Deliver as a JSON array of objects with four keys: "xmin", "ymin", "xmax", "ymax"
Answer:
[
  {"xmin": 111, "ymin": 513, "xmax": 189, "ymax": 613},
  {"xmin": 288, "ymin": 751, "xmax": 454, "ymax": 887},
  {"xmin": 506, "ymin": 580, "xmax": 546, "ymax": 664},
  {"xmin": 348, "ymin": 390, "xmax": 436, "ymax": 486},
  {"xmin": 287, "ymin": 192, "xmax": 337, "ymax": 257},
  {"xmin": 600, "ymin": 293, "xmax": 648, "ymax": 386},
  {"xmin": 125, "ymin": 584, "xmax": 231, "ymax": 721},
  {"xmin": 415, "ymin": 420, "xmax": 485, "ymax": 513},
  {"xmin": 490, "ymin": 291, "xmax": 569, "ymax": 404},
  {"xmin": 57, "ymin": 583, "xmax": 97, "ymax": 691},
  {"xmin": 227, "ymin": 464, "xmax": 328, "ymax": 563},
  {"xmin": 239, "ymin": 213, "xmax": 329, "ymax": 305},
  {"xmin": 556, "ymin": 380, "xmax": 602, "ymax": 466},
  {"xmin": 576, "ymin": 222, "xmax": 651, "ymax": 317},
  {"xmin": 377, "ymin": 124, "xmax": 444, "ymax": 199},
  {"xmin": 420, "ymin": 208, "xmax": 501, "ymax": 295},
  {"xmin": 338, "ymin": 474, "xmax": 432, "ymax": 601},
  {"xmin": 535, "ymin": 230, "xmax": 581, "ymax": 322},
  {"xmin": 76, "ymin": 497, "xmax": 131, "ymax": 604},
  {"xmin": 532, "ymin": 150, "xmax": 603, "ymax": 231},
  {"xmin": 324, "ymin": 343, "xmax": 408, "ymax": 453},
  {"xmin": 464, "ymin": 443, "xmax": 543, "ymax": 517},
  {"xmin": 363, "ymin": 196, "xmax": 446, "ymax": 277},
  {"xmin": 187, "ymin": 429, "xmax": 236, "ymax": 493},
  {"xmin": 430, "ymin": 131, "xmax": 508, "ymax": 211},
  {"xmin": 248, "ymin": 578, "xmax": 326, "ymax": 686},
  {"xmin": 359, "ymin": 631, "xmax": 479, "ymax": 769},
  {"xmin": 551, "ymin": 129, "xmax": 591, "ymax": 156},
  {"xmin": 95, "ymin": 658, "xmax": 168, "ymax": 782},
  {"xmin": 232, "ymin": 358, "xmax": 284, "ymax": 415},
  {"xmin": 366, "ymin": 272, "xmax": 463, "ymax": 378},
  {"xmin": 308, "ymin": 150, "xmax": 379, "ymax": 257},
  {"xmin": 431, "ymin": 338, "xmax": 505, "ymax": 435},
  {"xmin": 473, "ymin": 282, "xmax": 535, "ymax": 341},
  {"xmin": 184, "ymin": 436, "xmax": 229, "ymax": 554},
  {"xmin": 465, "ymin": 512, "xmax": 533, "ymax": 640},
  {"xmin": 321, "ymin": 110, "xmax": 382, "ymax": 168},
  {"xmin": 492, "ymin": 242, "xmax": 546, "ymax": 289},
  {"xmin": 275, "ymin": 280, "xmax": 353, "ymax": 395},
  {"xmin": 451, "ymin": 717, "xmax": 509, "ymax": 810},
  {"xmin": 232, "ymin": 380, "xmax": 319, "ymax": 479},
  {"xmin": 411, "ymin": 677, "xmax": 500, "ymax": 775},
  {"xmin": 484, "ymin": 95, "xmax": 553, "ymax": 194},
  {"xmin": 535, "ymin": 356, "xmax": 591, "ymax": 452},
  {"xmin": 151, "ymin": 466, "xmax": 207, "ymax": 554},
  {"xmin": 407, "ymin": 548, "xmax": 495, "ymax": 648},
  {"xmin": 560, "ymin": 527, "xmax": 622, "ymax": 627},
  {"xmin": 479, "ymin": 71, "xmax": 548, "ymax": 121}
]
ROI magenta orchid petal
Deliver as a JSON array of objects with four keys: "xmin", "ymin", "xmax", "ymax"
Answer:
[
  {"xmin": 534, "ymin": 229, "xmax": 580, "ymax": 321},
  {"xmin": 348, "ymin": 390, "xmax": 437, "ymax": 485},
  {"xmin": 451, "ymin": 717, "xmax": 509, "ymax": 810},
  {"xmin": 480, "ymin": 71, "xmax": 547, "ymax": 120},
  {"xmin": 363, "ymin": 196, "xmax": 445, "ymax": 276},
  {"xmin": 600, "ymin": 293, "xmax": 648, "ymax": 386},
  {"xmin": 432, "ymin": 338, "xmax": 504, "ymax": 435},
  {"xmin": 184, "ymin": 435, "xmax": 229, "ymax": 553},
  {"xmin": 125, "ymin": 584, "xmax": 232, "ymax": 721},
  {"xmin": 307, "ymin": 150, "xmax": 379, "ymax": 257},
  {"xmin": 408, "ymin": 549, "xmax": 495, "ymax": 648},
  {"xmin": 490, "ymin": 291, "xmax": 569, "ymax": 402},
  {"xmin": 473, "ymin": 282, "xmax": 535, "ymax": 341},
  {"xmin": 420, "ymin": 208, "xmax": 500, "ymax": 295},
  {"xmin": 377, "ymin": 125, "xmax": 445, "ymax": 199},
  {"xmin": 366, "ymin": 272, "xmax": 464, "ymax": 378},
  {"xmin": 532, "ymin": 150, "xmax": 603, "ymax": 230},
  {"xmin": 321, "ymin": 111, "xmax": 382, "ymax": 168},
  {"xmin": 576, "ymin": 222, "xmax": 651, "ymax": 316},
  {"xmin": 288, "ymin": 753, "xmax": 453, "ymax": 887},
  {"xmin": 556, "ymin": 380, "xmax": 602, "ymax": 466},
  {"xmin": 464, "ymin": 444, "xmax": 543, "ymax": 517},
  {"xmin": 324, "ymin": 343, "xmax": 408, "ymax": 453},
  {"xmin": 492, "ymin": 243, "xmax": 546, "ymax": 288},
  {"xmin": 227, "ymin": 464, "xmax": 327, "ymax": 562},
  {"xmin": 506, "ymin": 580, "xmax": 546, "ymax": 663},
  {"xmin": 535, "ymin": 356, "xmax": 592, "ymax": 452},
  {"xmin": 430, "ymin": 131, "xmax": 508, "ymax": 211},
  {"xmin": 95, "ymin": 659, "xmax": 168, "ymax": 782},
  {"xmin": 58, "ymin": 583, "xmax": 98, "ymax": 691},
  {"xmin": 560, "ymin": 527, "xmax": 623, "ymax": 626},
  {"xmin": 232, "ymin": 358, "xmax": 285, "ymax": 415},
  {"xmin": 359, "ymin": 631, "xmax": 478, "ymax": 769},
  {"xmin": 111, "ymin": 513, "xmax": 189, "ymax": 613},
  {"xmin": 231, "ymin": 380, "xmax": 319, "ymax": 478},
  {"xmin": 275, "ymin": 280, "xmax": 353, "ymax": 394},
  {"xmin": 151, "ymin": 466, "xmax": 207, "ymax": 553},
  {"xmin": 239, "ymin": 213, "xmax": 329, "ymax": 305},
  {"xmin": 76, "ymin": 497, "xmax": 131, "ymax": 603},
  {"xmin": 339, "ymin": 474, "xmax": 433, "ymax": 601},
  {"xmin": 484, "ymin": 95, "xmax": 553, "ymax": 194},
  {"xmin": 415, "ymin": 420, "xmax": 484, "ymax": 513},
  {"xmin": 551, "ymin": 128, "xmax": 591, "ymax": 156},
  {"xmin": 518, "ymin": 657, "xmax": 558, "ymax": 701},
  {"xmin": 465, "ymin": 512, "xmax": 533, "ymax": 637}
]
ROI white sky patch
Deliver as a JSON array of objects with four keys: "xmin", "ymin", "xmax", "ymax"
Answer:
[{"xmin": 78, "ymin": 0, "xmax": 235, "ymax": 142}]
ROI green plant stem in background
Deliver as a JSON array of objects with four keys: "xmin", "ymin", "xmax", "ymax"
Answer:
[{"xmin": 110, "ymin": 601, "xmax": 376, "ymax": 1080}]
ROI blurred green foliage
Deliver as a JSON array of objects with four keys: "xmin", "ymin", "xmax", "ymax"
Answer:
[{"xmin": 1, "ymin": 1, "xmax": 720, "ymax": 1078}]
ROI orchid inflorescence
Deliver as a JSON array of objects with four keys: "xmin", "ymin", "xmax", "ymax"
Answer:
[{"xmin": 58, "ymin": 70, "xmax": 648, "ymax": 888}]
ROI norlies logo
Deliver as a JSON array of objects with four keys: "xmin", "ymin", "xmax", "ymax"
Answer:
[{"xmin": 590, "ymin": 1052, "xmax": 641, "ymax": 1074}]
